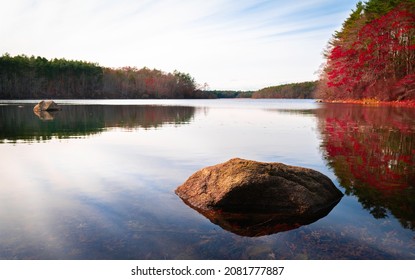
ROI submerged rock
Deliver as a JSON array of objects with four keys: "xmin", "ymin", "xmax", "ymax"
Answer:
[
  {"xmin": 175, "ymin": 158, "xmax": 343, "ymax": 217},
  {"xmin": 190, "ymin": 203, "xmax": 340, "ymax": 237},
  {"xmin": 33, "ymin": 100, "xmax": 60, "ymax": 112}
]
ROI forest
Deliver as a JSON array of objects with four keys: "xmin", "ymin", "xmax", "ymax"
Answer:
[
  {"xmin": 0, "ymin": 53, "xmax": 315, "ymax": 100},
  {"xmin": 317, "ymin": 0, "xmax": 415, "ymax": 101},
  {"xmin": 202, "ymin": 90, "xmax": 253, "ymax": 98},
  {"xmin": 252, "ymin": 81, "xmax": 317, "ymax": 99},
  {"xmin": 0, "ymin": 54, "xmax": 212, "ymax": 99}
]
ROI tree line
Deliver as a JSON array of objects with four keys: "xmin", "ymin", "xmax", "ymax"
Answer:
[
  {"xmin": 202, "ymin": 90, "xmax": 253, "ymax": 98},
  {"xmin": 252, "ymin": 81, "xmax": 317, "ymax": 99},
  {"xmin": 317, "ymin": 0, "xmax": 415, "ymax": 101},
  {"xmin": 0, "ymin": 54, "xmax": 213, "ymax": 99},
  {"xmin": 0, "ymin": 54, "xmax": 317, "ymax": 100}
]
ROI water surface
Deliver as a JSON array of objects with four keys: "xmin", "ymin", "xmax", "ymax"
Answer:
[{"xmin": 0, "ymin": 99, "xmax": 414, "ymax": 259}]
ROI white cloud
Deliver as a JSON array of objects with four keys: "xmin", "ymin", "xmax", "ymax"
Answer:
[{"xmin": 0, "ymin": 0, "xmax": 357, "ymax": 90}]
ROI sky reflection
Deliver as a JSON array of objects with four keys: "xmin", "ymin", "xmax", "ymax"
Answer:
[{"xmin": 1, "ymin": 100, "xmax": 414, "ymax": 259}]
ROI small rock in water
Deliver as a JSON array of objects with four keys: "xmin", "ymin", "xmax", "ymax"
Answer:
[{"xmin": 33, "ymin": 100, "xmax": 60, "ymax": 112}]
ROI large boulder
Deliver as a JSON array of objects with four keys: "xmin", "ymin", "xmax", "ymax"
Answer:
[
  {"xmin": 176, "ymin": 158, "xmax": 343, "ymax": 217},
  {"xmin": 33, "ymin": 100, "xmax": 60, "ymax": 112}
]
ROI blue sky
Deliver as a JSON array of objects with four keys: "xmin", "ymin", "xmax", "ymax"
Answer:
[{"xmin": 0, "ymin": 0, "xmax": 358, "ymax": 90}]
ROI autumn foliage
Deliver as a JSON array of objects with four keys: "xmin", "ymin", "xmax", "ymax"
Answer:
[{"xmin": 318, "ymin": 0, "xmax": 415, "ymax": 101}]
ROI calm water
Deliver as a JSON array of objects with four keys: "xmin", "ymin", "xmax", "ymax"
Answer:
[{"xmin": 0, "ymin": 99, "xmax": 414, "ymax": 259}]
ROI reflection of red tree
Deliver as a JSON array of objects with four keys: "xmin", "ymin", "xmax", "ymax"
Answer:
[
  {"xmin": 321, "ymin": 104, "xmax": 415, "ymax": 190},
  {"xmin": 325, "ymin": 120, "xmax": 413, "ymax": 191},
  {"xmin": 318, "ymin": 104, "xmax": 415, "ymax": 229}
]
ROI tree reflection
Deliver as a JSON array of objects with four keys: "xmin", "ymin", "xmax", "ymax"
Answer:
[
  {"xmin": 0, "ymin": 104, "xmax": 195, "ymax": 143},
  {"xmin": 317, "ymin": 104, "xmax": 415, "ymax": 230}
]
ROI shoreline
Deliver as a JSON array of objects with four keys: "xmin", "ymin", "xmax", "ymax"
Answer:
[{"xmin": 321, "ymin": 99, "xmax": 415, "ymax": 108}]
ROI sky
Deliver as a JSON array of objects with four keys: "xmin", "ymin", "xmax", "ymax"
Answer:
[{"xmin": 0, "ymin": 0, "xmax": 358, "ymax": 90}]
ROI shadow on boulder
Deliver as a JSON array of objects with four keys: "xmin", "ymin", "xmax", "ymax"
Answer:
[{"xmin": 33, "ymin": 100, "xmax": 61, "ymax": 112}]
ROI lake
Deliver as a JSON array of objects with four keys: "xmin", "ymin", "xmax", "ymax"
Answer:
[{"xmin": 0, "ymin": 99, "xmax": 414, "ymax": 260}]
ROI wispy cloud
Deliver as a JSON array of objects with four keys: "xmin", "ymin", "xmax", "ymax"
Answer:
[{"xmin": 0, "ymin": 0, "xmax": 357, "ymax": 90}]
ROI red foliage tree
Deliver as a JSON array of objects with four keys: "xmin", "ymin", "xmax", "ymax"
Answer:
[{"xmin": 319, "ymin": 2, "xmax": 415, "ymax": 101}]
